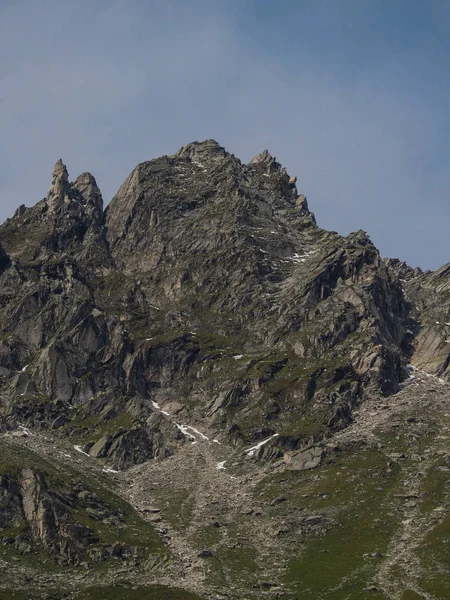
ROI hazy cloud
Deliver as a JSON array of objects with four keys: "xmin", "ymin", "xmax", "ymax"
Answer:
[{"xmin": 1, "ymin": 0, "xmax": 450, "ymax": 269}]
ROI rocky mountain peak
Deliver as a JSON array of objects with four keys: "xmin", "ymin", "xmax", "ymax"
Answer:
[
  {"xmin": 52, "ymin": 158, "xmax": 68, "ymax": 179},
  {"xmin": 249, "ymin": 148, "xmax": 284, "ymax": 173},
  {"xmin": 46, "ymin": 159, "xmax": 70, "ymax": 211},
  {"xmin": 173, "ymin": 139, "xmax": 235, "ymax": 170},
  {"xmin": 0, "ymin": 159, "xmax": 108, "ymax": 266},
  {"xmin": 44, "ymin": 160, "xmax": 104, "ymax": 222},
  {"xmin": 174, "ymin": 138, "xmax": 227, "ymax": 159},
  {"xmin": 72, "ymin": 172, "xmax": 104, "ymax": 221}
]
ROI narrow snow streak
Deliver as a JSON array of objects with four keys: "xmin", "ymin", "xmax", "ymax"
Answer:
[
  {"xmin": 407, "ymin": 364, "xmax": 446, "ymax": 385},
  {"xmin": 151, "ymin": 401, "xmax": 171, "ymax": 417},
  {"xmin": 290, "ymin": 250, "xmax": 316, "ymax": 264},
  {"xmin": 152, "ymin": 398, "xmax": 212, "ymax": 443},
  {"xmin": 185, "ymin": 426, "xmax": 209, "ymax": 440},
  {"xmin": 74, "ymin": 445, "xmax": 90, "ymax": 457},
  {"xmin": 175, "ymin": 424, "xmax": 197, "ymax": 440},
  {"xmin": 246, "ymin": 433, "xmax": 279, "ymax": 457}
]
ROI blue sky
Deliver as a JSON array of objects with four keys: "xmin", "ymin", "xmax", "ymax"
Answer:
[{"xmin": 1, "ymin": 0, "xmax": 450, "ymax": 269}]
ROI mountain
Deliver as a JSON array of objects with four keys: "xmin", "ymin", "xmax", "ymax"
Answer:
[{"xmin": 0, "ymin": 140, "xmax": 449, "ymax": 599}]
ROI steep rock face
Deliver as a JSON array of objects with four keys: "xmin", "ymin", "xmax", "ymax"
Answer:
[
  {"xmin": 106, "ymin": 141, "xmax": 408, "ymax": 367},
  {"xmin": 19, "ymin": 467, "xmax": 91, "ymax": 564},
  {"xmin": 0, "ymin": 241, "xmax": 10, "ymax": 273},
  {"xmin": 397, "ymin": 262, "xmax": 450, "ymax": 376},
  {"xmin": 0, "ymin": 140, "xmax": 432, "ymax": 468},
  {"xmin": 383, "ymin": 257, "xmax": 450, "ymax": 377},
  {"xmin": 0, "ymin": 445, "xmax": 163, "ymax": 570}
]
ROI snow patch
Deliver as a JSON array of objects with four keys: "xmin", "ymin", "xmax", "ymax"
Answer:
[
  {"xmin": 192, "ymin": 158, "xmax": 206, "ymax": 169},
  {"xmin": 290, "ymin": 250, "xmax": 316, "ymax": 264},
  {"xmin": 152, "ymin": 400, "xmax": 170, "ymax": 416},
  {"xmin": 176, "ymin": 424, "xmax": 197, "ymax": 441},
  {"xmin": 246, "ymin": 433, "xmax": 279, "ymax": 457},
  {"xmin": 216, "ymin": 461, "xmax": 226, "ymax": 470},
  {"xmin": 185, "ymin": 426, "xmax": 209, "ymax": 441},
  {"xmin": 407, "ymin": 364, "xmax": 446, "ymax": 385},
  {"xmin": 74, "ymin": 445, "xmax": 90, "ymax": 457},
  {"xmin": 153, "ymin": 399, "xmax": 210, "ymax": 442}
]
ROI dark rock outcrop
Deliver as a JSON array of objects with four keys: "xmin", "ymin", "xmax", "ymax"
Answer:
[{"xmin": 0, "ymin": 466, "xmax": 140, "ymax": 566}]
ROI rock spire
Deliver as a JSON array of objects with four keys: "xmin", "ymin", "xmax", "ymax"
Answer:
[{"xmin": 47, "ymin": 159, "xmax": 70, "ymax": 211}]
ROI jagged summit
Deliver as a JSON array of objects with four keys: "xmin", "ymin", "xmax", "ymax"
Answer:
[
  {"xmin": 46, "ymin": 159, "xmax": 103, "ymax": 217},
  {"xmin": 51, "ymin": 158, "xmax": 69, "ymax": 183},
  {"xmin": 46, "ymin": 158, "xmax": 70, "ymax": 211},
  {"xmin": 174, "ymin": 138, "xmax": 230, "ymax": 161},
  {"xmin": 249, "ymin": 148, "xmax": 284, "ymax": 173},
  {"xmin": 72, "ymin": 172, "xmax": 104, "ymax": 219},
  {"xmin": 0, "ymin": 159, "xmax": 107, "ymax": 266},
  {"xmin": 105, "ymin": 139, "xmax": 315, "ymax": 276}
]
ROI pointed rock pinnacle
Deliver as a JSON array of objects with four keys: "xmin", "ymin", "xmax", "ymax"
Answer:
[{"xmin": 47, "ymin": 159, "xmax": 70, "ymax": 210}]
